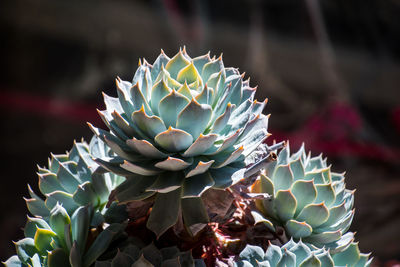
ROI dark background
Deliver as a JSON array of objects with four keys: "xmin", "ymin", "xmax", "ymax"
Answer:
[{"xmin": 1, "ymin": 0, "xmax": 400, "ymax": 265}]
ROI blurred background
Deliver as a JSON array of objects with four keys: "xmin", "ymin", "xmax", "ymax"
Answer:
[{"xmin": 1, "ymin": 0, "xmax": 400, "ymax": 265}]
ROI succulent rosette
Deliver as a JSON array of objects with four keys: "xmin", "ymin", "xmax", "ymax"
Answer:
[
  {"xmin": 4, "ymin": 137, "xmax": 127, "ymax": 267},
  {"xmin": 235, "ymin": 239, "xmax": 372, "ymax": 267},
  {"xmin": 25, "ymin": 136, "xmax": 124, "ymax": 218},
  {"xmin": 89, "ymin": 48, "xmax": 270, "ymax": 236},
  {"xmin": 251, "ymin": 143, "xmax": 354, "ymax": 248}
]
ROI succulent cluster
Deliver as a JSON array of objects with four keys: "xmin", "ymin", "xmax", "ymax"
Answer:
[{"xmin": 4, "ymin": 49, "xmax": 371, "ymax": 267}]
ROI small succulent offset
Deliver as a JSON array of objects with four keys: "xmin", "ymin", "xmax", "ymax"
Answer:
[
  {"xmin": 89, "ymin": 48, "xmax": 270, "ymax": 237},
  {"xmin": 235, "ymin": 239, "xmax": 372, "ymax": 267},
  {"xmin": 251, "ymin": 143, "xmax": 354, "ymax": 249},
  {"xmin": 4, "ymin": 49, "xmax": 372, "ymax": 267},
  {"xmin": 4, "ymin": 138, "xmax": 127, "ymax": 267},
  {"xmin": 26, "ymin": 137, "xmax": 124, "ymax": 217}
]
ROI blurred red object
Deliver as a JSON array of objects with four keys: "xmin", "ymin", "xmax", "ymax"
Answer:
[
  {"xmin": 0, "ymin": 90, "xmax": 100, "ymax": 124},
  {"xmin": 272, "ymin": 102, "xmax": 400, "ymax": 163},
  {"xmin": 392, "ymin": 107, "xmax": 400, "ymax": 135}
]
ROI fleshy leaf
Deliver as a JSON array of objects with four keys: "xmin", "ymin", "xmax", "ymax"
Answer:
[
  {"xmin": 126, "ymin": 137, "xmax": 168, "ymax": 159},
  {"xmin": 147, "ymin": 172, "xmax": 185, "ymax": 193},
  {"xmin": 291, "ymin": 180, "xmax": 317, "ymax": 216},
  {"xmin": 116, "ymin": 175, "xmax": 157, "ymax": 203},
  {"xmin": 3, "ymin": 255, "xmax": 23, "ymax": 267},
  {"xmin": 24, "ymin": 217, "xmax": 51, "ymax": 239},
  {"xmin": 238, "ymin": 245, "xmax": 264, "ymax": 266},
  {"xmin": 192, "ymin": 53, "xmax": 211, "ymax": 73},
  {"xmin": 304, "ymin": 230, "xmax": 342, "ymax": 244},
  {"xmin": 182, "ymin": 172, "xmax": 215, "ymax": 197},
  {"xmin": 210, "ymin": 103, "xmax": 234, "ymax": 134},
  {"xmin": 202, "ymin": 56, "xmax": 224, "ymax": 83},
  {"xmin": 130, "ymin": 82, "xmax": 152, "ymax": 114},
  {"xmin": 177, "ymin": 82, "xmax": 193, "ymax": 99},
  {"xmin": 131, "ymin": 107, "xmax": 166, "ymax": 139},
  {"xmin": 155, "ymin": 157, "xmax": 193, "ymax": 171},
  {"xmin": 154, "ymin": 127, "xmax": 193, "ymax": 152},
  {"xmin": 14, "ymin": 238, "xmax": 38, "ymax": 265},
  {"xmin": 274, "ymin": 190, "xmax": 297, "ymax": 222},
  {"xmin": 73, "ymin": 182, "xmax": 98, "ymax": 206},
  {"xmin": 165, "ymin": 50, "xmax": 191, "ymax": 79},
  {"xmin": 212, "ymin": 146, "xmax": 244, "ymax": 168},
  {"xmin": 70, "ymin": 206, "xmax": 90, "ymax": 255},
  {"xmin": 272, "ymin": 164, "xmax": 293, "ymax": 192},
  {"xmin": 45, "ymin": 191, "xmax": 78, "ymax": 214},
  {"xmin": 158, "ymin": 90, "xmax": 190, "ymax": 128},
  {"xmin": 315, "ymin": 184, "xmax": 336, "ymax": 207},
  {"xmin": 146, "ymin": 188, "xmax": 182, "ymax": 237},
  {"xmin": 132, "ymin": 255, "xmax": 153, "ymax": 267},
  {"xmin": 120, "ymin": 160, "xmax": 162, "ymax": 176},
  {"xmin": 182, "ymin": 134, "xmax": 218, "ymax": 157},
  {"xmin": 196, "ymin": 85, "xmax": 214, "ymax": 105},
  {"xmin": 332, "ymin": 242, "xmax": 361, "ymax": 266},
  {"xmin": 185, "ymin": 160, "xmax": 215, "ymax": 178},
  {"xmin": 34, "ymin": 228, "xmax": 56, "ymax": 253},
  {"xmin": 151, "ymin": 50, "xmax": 170, "ymax": 81},
  {"xmin": 296, "ymin": 203, "xmax": 330, "ymax": 228},
  {"xmin": 285, "ymin": 220, "xmax": 313, "ymax": 238},
  {"xmin": 181, "ymin": 197, "xmax": 209, "ymax": 236},
  {"xmin": 111, "ymin": 250, "xmax": 134, "ymax": 267},
  {"xmin": 47, "ymin": 248, "xmax": 70, "ymax": 267},
  {"xmin": 49, "ymin": 204, "xmax": 70, "ymax": 249},
  {"xmin": 176, "ymin": 99, "xmax": 212, "ymax": 140},
  {"xmin": 298, "ymin": 255, "xmax": 321, "ymax": 267},
  {"xmin": 177, "ymin": 61, "xmax": 201, "ymax": 84},
  {"xmin": 150, "ymin": 79, "xmax": 171, "ymax": 115},
  {"xmin": 208, "ymin": 165, "xmax": 245, "ymax": 189},
  {"xmin": 320, "ymin": 202, "xmax": 347, "ymax": 228},
  {"xmin": 132, "ymin": 64, "xmax": 152, "ymax": 100}
]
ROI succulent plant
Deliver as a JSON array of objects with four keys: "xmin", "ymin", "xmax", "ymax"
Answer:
[
  {"xmin": 4, "ymin": 137, "xmax": 127, "ymax": 267},
  {"xmin": 251, "ymin": 143, "xmax": 354, "ymax": 247},
  {"xmin": 95, "ymin": 242, "xmax": 205, "ymax": 267},
  {"xmin": 234, "ymin": 239, "xmax": 371, "ymax": 267},
  {"xmin": 3, "ymin": 48, "xmax": 375, "ymax": 267},
  {"xmin": 89, "ymin": 48, "xmax": 270, "ymax": 236},
  {"xmin": 25, "ymin": 136, "xmax": 124, "ymax": 218}
]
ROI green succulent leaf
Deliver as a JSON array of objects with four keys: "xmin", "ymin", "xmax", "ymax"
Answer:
[
  {"xmin": 14, "ymin": 238, "xmax": 38, "ymax": 265},
  {"xmin": 3, "ymin": 255, "xmax": 23, "ymax": 267},
  {"xmin": 182, "ymin": 172, "xmax": 215, "ymax": 198},
  {"xmin": 154, "ymin": 127, "xmax": 193, "ymax": 153},
  {"xmin": 181, "ymin": 197, "xmax": 209, "ymax": 235},
  {"xmin": 71, "ymin": 206, "xmax": 91, "ymax": 255},
  {"xmin": 285, "ymin": 220, "xmax": 313, "ymax": 239},
  {"xmin": 47, "ymin": 248, "xmax": 70, "ymax": 267},
  {"xmin": 147, "ymin": 171, "xmax": 185, "ymax": 193},
  {"xmin": 132, "ymin": 107, "xmax": 167, "ymax": 139},
  {"xmin": 69, "ymin": 241, "xmax": 82, "ymax": 267},
  {"xmin": 24, "ymin": 217, "xmax": 51, "ymax": 239},
  {"xmin": 275, "ymin": 190, "xmax": 297, "ymax": 222},
  {"xmin": 146, "ymin": 188, "xmax": 182, "ymax": 238}
]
